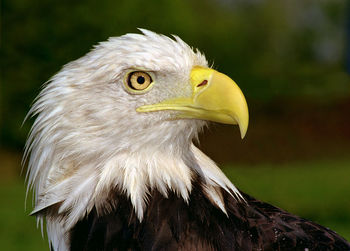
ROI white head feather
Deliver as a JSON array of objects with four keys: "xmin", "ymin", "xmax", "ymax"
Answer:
[{"xmin": 24, "ymin": 29, "xmax": 242, "ymax": 250}]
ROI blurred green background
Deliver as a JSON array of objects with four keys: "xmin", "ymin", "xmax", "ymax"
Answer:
[{"xmin": 1, "ymin": 0, "xmax": 350, "ymax": 249}]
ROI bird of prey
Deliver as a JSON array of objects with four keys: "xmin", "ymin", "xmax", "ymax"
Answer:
[{"xmin": 24, "ymin": 30, "xmax": 350, "ymax": 251}]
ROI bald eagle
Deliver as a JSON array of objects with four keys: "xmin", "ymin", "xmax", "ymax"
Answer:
[{"xmin": 24, "ymin": 30, "xmax": 350, "ymax": 251}]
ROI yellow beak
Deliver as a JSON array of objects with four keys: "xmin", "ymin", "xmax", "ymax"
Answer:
[{"xmin": 137, "ymin": 67, "xmax": 249, "ymax": 138}]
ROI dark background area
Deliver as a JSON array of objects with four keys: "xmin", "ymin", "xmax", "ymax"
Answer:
[
  {"xmin": 1, "ymin": 0, "xmax": 350, "ymax": 161},
  {"xmin": 1, "ymin": 0, "xmax": 350, "ymax": 249}
]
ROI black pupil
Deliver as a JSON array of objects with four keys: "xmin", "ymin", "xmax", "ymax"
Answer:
[{"xmin": 137, "ymin": 76, "xmax": 145, "ymax": 84}]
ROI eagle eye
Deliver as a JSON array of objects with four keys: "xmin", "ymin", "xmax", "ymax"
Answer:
[{"xmin": 126, "ymin": 71, "xmax": 153, "ymax": 92}]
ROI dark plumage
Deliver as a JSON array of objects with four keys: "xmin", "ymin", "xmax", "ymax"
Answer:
[{"xmin": 70, "ymin": 175, "xmax": 350, "ymax": 251}]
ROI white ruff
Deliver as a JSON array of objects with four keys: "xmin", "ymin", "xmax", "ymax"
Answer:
[
  {"xmin": 24, "ymin": 29, "xmax": 242, "ymax": 251},
  {"xmin": 31, "ymin": 143, "xmax": 242, "ymax": 251}
]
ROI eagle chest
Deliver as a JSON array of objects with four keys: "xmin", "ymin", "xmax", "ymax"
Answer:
[
  {"xmin": 69, "ymin": 183, "xmax": 249, "ymax": 251},
  {"xmin": 68, "ymin": 187, "xmax": 350, "ymax": 251}
]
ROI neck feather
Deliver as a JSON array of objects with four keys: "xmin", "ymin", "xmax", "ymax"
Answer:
[{"xmin": 31, "ymin": 143, "xmax": 242, "ymax": 250}]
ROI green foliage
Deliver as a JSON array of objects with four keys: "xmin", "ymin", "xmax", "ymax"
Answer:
[{"xmin": 1, "ymin": 0, "xmax": 349, "ymax": 148}]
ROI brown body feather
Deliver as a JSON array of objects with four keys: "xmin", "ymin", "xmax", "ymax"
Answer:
[{"xmin": 69, "ymin": 176, "xmax": 350, "ymax": 251}]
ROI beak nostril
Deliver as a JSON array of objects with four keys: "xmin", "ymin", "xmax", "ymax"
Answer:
[{"xmin": 197, "ymin": 80, "xmax": 208, "ymax": 88}]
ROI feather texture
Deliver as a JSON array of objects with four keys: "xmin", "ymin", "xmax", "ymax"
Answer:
[{"xmin": 69, "ymin": 177, "xmax": 350, "ymax": 251}]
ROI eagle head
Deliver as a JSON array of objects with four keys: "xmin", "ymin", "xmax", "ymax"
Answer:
[{"xmin": 24, "ymin": 29, "xmax": 248, "ymax": 248}]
